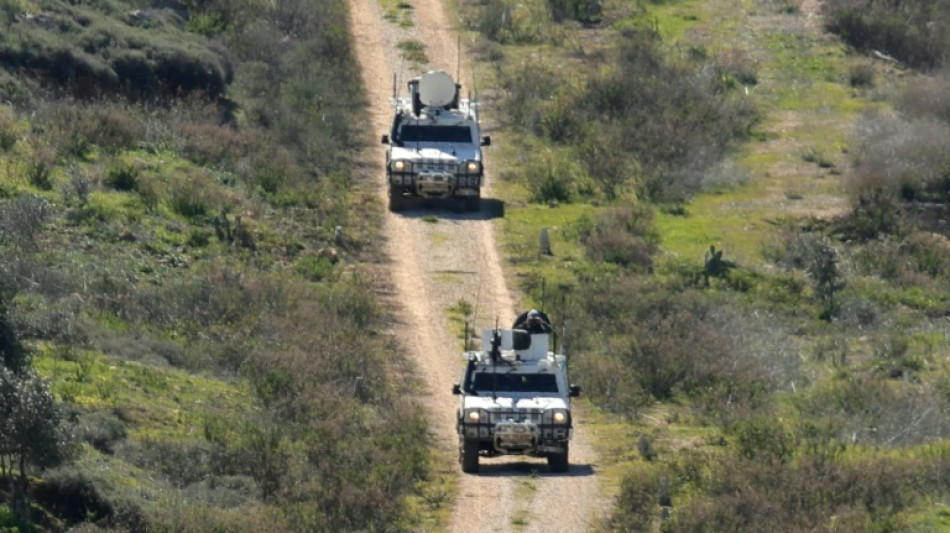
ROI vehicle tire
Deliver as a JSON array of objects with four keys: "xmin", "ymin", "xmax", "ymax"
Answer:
[
  {"xmin": 389, "ymin": 192, "xmax": 406, "ymax": 212},
  {"xmin": 461, "ymin": 440, "xmax": 480, "ymax": 474},
  {"xmin": 547, "ymin": 443, "xmax": 569, "ymax": 473}
]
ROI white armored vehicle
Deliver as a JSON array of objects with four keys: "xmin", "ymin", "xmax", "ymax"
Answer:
[
  {"xmin": 381, "ymin": 70, "xmax": 491, "ymax": 212},
  {"xmin": 452, "ymin": 310, "xmax": 580, "ymax": 473}
]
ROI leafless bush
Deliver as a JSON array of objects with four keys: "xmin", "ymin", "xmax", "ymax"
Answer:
[
  {"xmin": 497, "ymin": 59, "xmax": 565, "ymax": 131},
  {"xmin": 843, "ymin": 113, "xmax": 950, "ymax": 238},
  {"xmin": 568, "ymin": 278, "xmax": 776, "ymax": 420},
  {"xmin": 35, "ymin": 101, "xmax": 142, "ymax": 159},
  {"xmin": 180, "ymin": 122, "xmax": 254, "ymax": 167},
  {"xmin": 824, "ymin": 0, "xmax": 950, "ymax": 70},
  {"xmin": 62, "ymin": 167, "xmax": 92, "ymax": 208},
  {"xmin": 714, "ymin": 48, "xmax": 758, "ymax": 87},
  {"xmin": 0, "ymin": 194, "xmax": 50, "ymax": 250},
  {"xmin": 850, "ymin": 114, "xmax": 950, "ymax": 202},
  {"xmin": 75, "ymin": 411, "xmax": 127, "ymax": 455},
  {"xmin": 897, "ymin": 67, "xmax": 950, "ymax": 125},
  {"xmin": 580, "ymin": 205, "xmax": 658, "ymax": 271},
  {"xmin": 795, "ymin": 372, "xmax": 949, "ymax": 446},
  {"xmin": 848, "ymin": 63, "xmax": 875, "ymax": 88}
]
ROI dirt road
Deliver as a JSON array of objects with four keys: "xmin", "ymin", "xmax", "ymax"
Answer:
[{"xmin": 347, "ymin": 0, "xmax": 608, "ymax": 530}]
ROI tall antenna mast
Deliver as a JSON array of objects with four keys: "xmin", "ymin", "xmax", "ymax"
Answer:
[{"xmin": 456, "ymin": 33, "xmax": 461, "ymax": 83}]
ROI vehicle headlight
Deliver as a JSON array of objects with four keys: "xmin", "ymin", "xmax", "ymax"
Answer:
[
  {"xmin": 466, "ymin": 161, "xmax": 480, "ymax": 173},
  {"xmin": 467, "ymin": 410, "xmax": 480, "ymax": 422},
  {"xmin": 392, "ymin": 160, "xmax": 408, "ymax": 172},
  {"xmin": 549, "ymin": 409, "xmax": 569, "ymax": 424}
]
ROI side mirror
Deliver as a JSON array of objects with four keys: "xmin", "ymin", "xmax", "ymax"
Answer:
[
  {"xmin": 381, "ymin": 134, "xmax": 389, "ymax": 144},
  {"xmin": 569, "ymin": 384, "xmax": 581, "ymax": 398},
  {"xmin": 481, "ymin": 136, "xmax": 491, "ymax": 147},
  {"xmin": 452, "ymin": 383, "xmax": 461, "ymax": 395}
]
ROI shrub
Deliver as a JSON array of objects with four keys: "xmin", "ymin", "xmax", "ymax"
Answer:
[
  {"xmin": 33, "ymin": 469, "xmax": 119, "ymax": 524},
  {"xmin": 610, "ymin": 464, "xmax": 664, "ymax": 530},
  {"xmin": 0, "ymin": 105, "xmax": 18, "ymax": 151},
  {"xmin": 63, "ymin": 166, "xmax": 92, "ymax": 209},
  {"xmin": 292, "ymin": 253, "xmax": 335, "ymax": 282},
  {"xmin": 896, "ymin": 67, "xmax": 950, "ymax": 126},
  {"xmin": 580, "ymin": 205, "xmax": 658, "ymax": 270},
  {"xmin": 0, "ymin": 367, "xmax": 76, "ymax": 481},
  {"xmin": 105, "ymin": 159, "xmax": 140, "ymax": 191},
  {"xmin": 75, "ymin": 411, "xmax": 127, "ymax": 455},
  {"xmin": 0, "ymin": 292, "xmax": 28, "ymax": 372},
  {"xmin": 795, "ymin": 373, "xmax": 950, "ymax": 446},
  {"xmin": 519, "ymin": 149, "xmax": 577, "ymax": 203},
  {"xmin": 168, "ymin": 171, "xmax": 216, "ymax": 219},
  {"xmin": 497, "ymin": 59, "xmax": 565, "ymax": 132},
  {"xmin": 546, "ymin": 0, "xmax": 601, "ymax": 23},
  {"xmin": 844, "ymin": 113, "xmax": 950, "ymax": 237},
  {"xmin": 508, "ymin": 27, "xmax": 760, "ymax": 203},
  {"xmin": 0, "ymin": 194, "xmax": 50, "ymax": 250},
  {"xmin": 848, "ymin": 63, "xmax": 875, "ymax": 88},
  {"xmin": 823, "ymin": 0, "xmax": 950, "ymax": 70}
]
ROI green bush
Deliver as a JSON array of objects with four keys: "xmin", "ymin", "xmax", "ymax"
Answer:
[
  {"xmin": 293, "ymin": 253, "xmax": 335, "ymax": 282},
  {"xmin": 580, "ymin": 205, "xmax": 658, "ymax": 271},
  {"xmin": 0, "ymin": 105, "xmax": 18, "ymax": 151},
  {"xmin": 105, "ymin": 160, "xmax": 139, "ymax": 192}
]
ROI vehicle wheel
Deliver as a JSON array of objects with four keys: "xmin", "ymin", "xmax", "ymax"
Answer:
[
  {"xmin": 389, "ymin": 193, "xmax": 406, "ymax": 212},
  {"xmin": 461, "ymin": 440, "xmax": 480, "ymax": 474},
  {"xmin": 547, "ymin": 443, "xmax": 569, "ymax": 473}
]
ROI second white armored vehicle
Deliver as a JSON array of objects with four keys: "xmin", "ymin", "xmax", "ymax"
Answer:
[
  {"xmin": 381, "ymin": 70, "xmax": 491, "ymax": 212},
  {"xmin": 452, "ymin": 311, "xmax": 580, "ymax": 473}
]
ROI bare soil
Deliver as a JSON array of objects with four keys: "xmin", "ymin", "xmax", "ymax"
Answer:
[{"xmin": 347, "ymin": 0, "xmax": 608, "ymax": 530}]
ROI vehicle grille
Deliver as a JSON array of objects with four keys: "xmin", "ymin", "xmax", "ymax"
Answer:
[
  {"xmin": 417, "ymin": 160, "xmax": 458, "ymax": 173},
  {"xmin": 486, "ymin": 408, "xmax": 542, "ymax": 424}
]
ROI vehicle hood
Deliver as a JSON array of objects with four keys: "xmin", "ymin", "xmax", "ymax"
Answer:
[
  {"xmin": 463, "ymin": 394, "xmax": 568, "ymax": 411},
  {"xmin": 390, "ymin": 145, "xmax": 481, "ymax": 162}
]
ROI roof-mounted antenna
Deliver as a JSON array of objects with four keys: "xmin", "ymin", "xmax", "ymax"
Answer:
[
  {"xmin": 463, "ymin": 319, "xmax": 470, "ymax": 352},
  {"xmin": 392, "ymin": 72, "xmax": 397, "ymax": 99},
  {"xmin": 540, "ymin": 278, "xmax": 547, "ymax": 314},
  {"xmin": 456, "ymin": 33, "xmax": 461, "ymax": 84},
  {"xmin": 491, "ymin": 316, "xmax": 501, "ymax": 400}
]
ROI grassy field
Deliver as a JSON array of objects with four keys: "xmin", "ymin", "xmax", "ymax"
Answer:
[{"xmin": 458, "ymin": 0, "xmax": 950, "ymax": 529}]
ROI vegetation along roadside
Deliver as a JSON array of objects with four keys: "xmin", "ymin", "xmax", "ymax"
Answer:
[
  {"xmin": 0, "ymin": 0, "xmax": 436, "ymax": 529},
  {"xmin": 455, "ymin": 0, "xmax": 950, "ymax": 529}
]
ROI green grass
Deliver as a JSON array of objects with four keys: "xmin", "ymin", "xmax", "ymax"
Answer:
[
  {"xmin": 34, "ymin": 347, "xmax": 255, "ymax": 442},
  {"xmin": 381, "ymin": 0, "xmax": 414, "ymax": 27},
  {"xmin": 397, "ymin": 39, "xmax": 428, "ymax": 65}
]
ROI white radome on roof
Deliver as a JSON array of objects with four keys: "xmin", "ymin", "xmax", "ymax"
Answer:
[{"xmin": 418, "ymin": 70, "xmax": 456, "ymax": 107}]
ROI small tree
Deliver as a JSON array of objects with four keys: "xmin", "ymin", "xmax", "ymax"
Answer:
[
  {"xmin": 0, "ymin": 290, "xmax": 28, "ymax": 373},
  {"xmin": 0, "ymin": 367, "xmax": 75, "ymax": 521},
  {"xmin": 805, "ymin": 236, "xmax": 845, "ymax": 320}
]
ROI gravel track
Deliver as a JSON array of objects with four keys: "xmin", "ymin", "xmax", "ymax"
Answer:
[{"xmin": 347, "ymin": 0, "xmax": 608, "ymax": 530}]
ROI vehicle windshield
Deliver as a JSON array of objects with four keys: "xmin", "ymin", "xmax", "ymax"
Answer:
[
  {"xmin": 398, "ymin": 125, "xmax": 472, "ymax": 144},
  {"xmin": 469, "ymin": 372, "xmax": 559, "ymax": 394}
]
